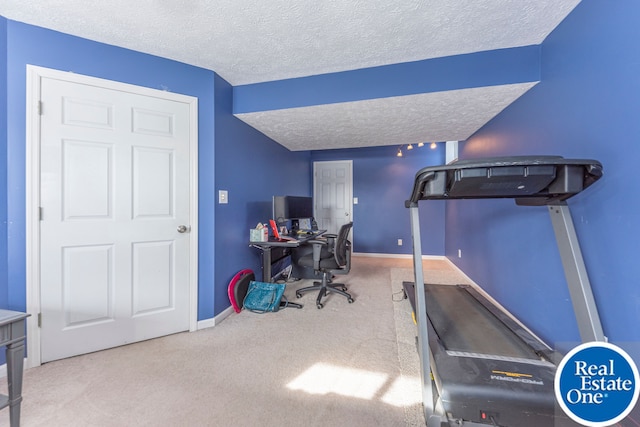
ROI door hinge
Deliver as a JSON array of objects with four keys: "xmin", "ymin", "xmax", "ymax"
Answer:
[
  {"xmin": 39, "ymin": 207, "xmax": 44, "ymax": 221},
  {"xmin": 37, "ymin": 100, "xmax": 43, "ymax": 115},
  {"xmin": 38, "ymin": 312, "xmax": 42, "ymax": 327}
]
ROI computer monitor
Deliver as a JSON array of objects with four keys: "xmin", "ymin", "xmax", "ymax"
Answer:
[{"xmin": 286, "ymin": 196, "xmax": 313, "ymax": 220}]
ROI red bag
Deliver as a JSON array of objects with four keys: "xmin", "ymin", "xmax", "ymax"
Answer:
[{"xmin": 227, "ymin": 269, "xmax": 255, "ymax": 313}]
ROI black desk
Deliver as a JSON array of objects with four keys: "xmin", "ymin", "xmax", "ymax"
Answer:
[
  {"xmin": 249, "ymin": 230, "xmax": 326, "ymax": 282},
  {"xmin": 0, "ymin": 310, "xmax": 30, "ymax": 427}
]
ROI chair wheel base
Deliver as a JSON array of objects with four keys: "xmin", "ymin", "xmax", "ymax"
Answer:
[{"xmin": 294, "ymin": 277, "xmax": 353, "ymax": 309}]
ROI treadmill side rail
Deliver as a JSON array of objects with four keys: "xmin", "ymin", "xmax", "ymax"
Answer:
[
  {"xmin": 409, "ymin": 204, "xmax": 436, "ymax": 422},
  {"xmin": 548, "ymin": 202, "xmax": 605, "ymax": 342}
]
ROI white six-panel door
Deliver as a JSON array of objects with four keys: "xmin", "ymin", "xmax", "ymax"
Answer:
[
  {"xmin": 313, "ymin": 161, "xmax": 353, "ymax": 235},
  {"xmin": 31, "ymin": 68, "xmax": 197, "ymax": 363}
]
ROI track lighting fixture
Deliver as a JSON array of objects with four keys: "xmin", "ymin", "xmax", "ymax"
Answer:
[{"xmin": 396, "ymin": 142, "xmax": 438, "ymax": 157}]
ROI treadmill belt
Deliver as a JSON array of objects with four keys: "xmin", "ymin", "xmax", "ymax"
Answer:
[{"xmin": 425, "ymin": 284, "xmax": 541, "ymax": 360}]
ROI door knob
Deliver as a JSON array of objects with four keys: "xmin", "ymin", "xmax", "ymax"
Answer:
[{"xmin": 177, "ymin": 225, "xmax": 190, "ymax": 233}]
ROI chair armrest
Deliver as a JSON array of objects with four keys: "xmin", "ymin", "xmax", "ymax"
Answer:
[
  {"xmin": 307, "ymin": 239, "xmax": 328, "ymax": 270},
  {"xmin": 307, "ymin": 239, "xmax": 328, "ymax": 246},
  {"xmin": 322, "ymin": 233, "xmax": 337, "ymax": 253}
]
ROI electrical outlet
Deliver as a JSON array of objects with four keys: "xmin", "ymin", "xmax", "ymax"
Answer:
[
  {"xmin": 458, "ymin": 249, "xmax": 462, "ymax": 258},
  {"xmin": 398, "ymin": 239, "xmax": 403, "ymax": 246}
]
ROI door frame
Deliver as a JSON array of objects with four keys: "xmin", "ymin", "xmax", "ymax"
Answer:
[{"xmin": 25, "ymin": 65, "xmax": 199, "ymax": 368}]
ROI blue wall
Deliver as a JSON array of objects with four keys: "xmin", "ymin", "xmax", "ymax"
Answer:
[
  {"xmin": 311, "ymin": 144, "xmax": 445, "ymax": 255},
  {"xmin": 0, "ymin": 17, "xmax": 7, "ymax": 309},
  {"xmin": 211, "ymin": 75, "xmax": 311, "ymax": 315},
  {"xmin": 446, "ymin": 0, "xmax": 640, "ymax": 359}
]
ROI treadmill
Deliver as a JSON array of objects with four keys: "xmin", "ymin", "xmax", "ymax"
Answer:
[{"xmin": 404, "ymin": 156, "xmax": 604, "ymax": 427}]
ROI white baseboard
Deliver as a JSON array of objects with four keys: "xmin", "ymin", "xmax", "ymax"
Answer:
[
  {"xmin": 197, "ymin": 305, "xmax": 235, "ymax": 330},
  {"xmin": 442, "ymin": 257, "xmax": 477, "ymax": 285},
  {"xmin": 352, "ymin": 252, "xmax": 444, "ymax": 260}
]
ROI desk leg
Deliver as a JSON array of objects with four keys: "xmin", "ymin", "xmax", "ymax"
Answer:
[
  {"xmin": 261, "ymin": 247, "xmax": 272, "ymax": 283},
  {"xmin": 6, "ymin": 337, "xmax": 26, "ymax": 427}
]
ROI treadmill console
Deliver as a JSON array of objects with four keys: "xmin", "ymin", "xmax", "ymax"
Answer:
[{"xmin": 406, "ymin": 155, "xmax": 602, "ymax": 207}]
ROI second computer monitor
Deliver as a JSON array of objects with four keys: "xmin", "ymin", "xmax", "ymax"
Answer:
[{"xmin": 272, "ymin": 195, "xmax": 288, "ymax": 224}]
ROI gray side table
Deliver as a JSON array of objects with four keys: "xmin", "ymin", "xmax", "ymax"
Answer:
[{"xmin": 0, "ymin": 310, "xmax": 30, "ymax": 427}]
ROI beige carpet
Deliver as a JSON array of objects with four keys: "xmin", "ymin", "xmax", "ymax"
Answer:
[{"xmin": 0, "ymin": 257, "xmax": 464, "ymax": 427}]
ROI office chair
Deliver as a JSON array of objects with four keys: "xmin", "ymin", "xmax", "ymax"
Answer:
[{"xmin": 296, "ymin": 222, "xmax": 354, "ymax": 309}]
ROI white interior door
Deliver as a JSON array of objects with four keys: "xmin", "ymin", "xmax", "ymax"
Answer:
[
  {"xmin": 35, "ymin": 70, "xmax": 196, "ymax": 363},
  {"xmin": 313, "ymin": 161, "xmax": 353, "ymax": 235}
]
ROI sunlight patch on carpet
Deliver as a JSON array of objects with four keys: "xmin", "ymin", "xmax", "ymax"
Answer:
[
  {"xmin": 380, "ymin": 375, "xmax": 422, "ymax": 407},
  {"xmin": 287, "ymin": 362, "xmax": 388, "ymax": 400}
]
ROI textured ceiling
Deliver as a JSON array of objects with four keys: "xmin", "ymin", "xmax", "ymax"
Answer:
[{"xmin": 0, "ymin": 0, "xmax": 581, "ymax": 150}]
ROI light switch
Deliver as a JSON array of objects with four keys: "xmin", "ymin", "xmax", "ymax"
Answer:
[
  {"xmin": 353, "ymin": 197, "xmax": 358, "ymax": 204},
  {"xmin": 219, "ymin": 190, "xmax": 228, "ymax": 204}
]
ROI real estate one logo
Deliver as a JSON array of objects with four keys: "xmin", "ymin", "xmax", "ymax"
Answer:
[{"xmin": 555, "ymin": 341, "xmax": 639, "ymax": 426}]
